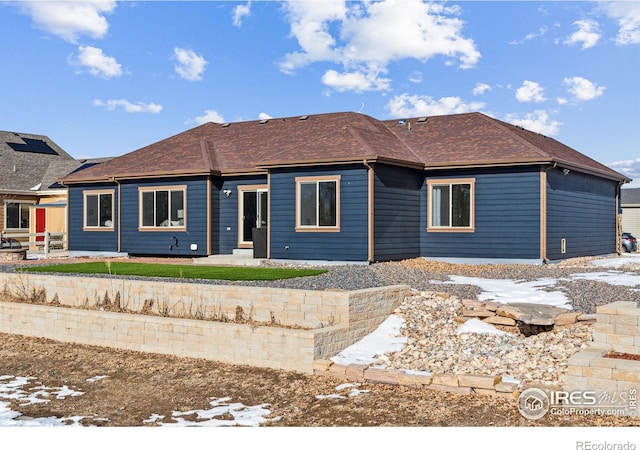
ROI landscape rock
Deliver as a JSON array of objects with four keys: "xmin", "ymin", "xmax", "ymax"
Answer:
[{"xmin": 496, "ymin": 303, "xmax": 568, "ymax": 326}]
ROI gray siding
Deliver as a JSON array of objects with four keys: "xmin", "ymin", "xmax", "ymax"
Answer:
[
  {"xmin": 68, "ymin": 184, "xmax": 119, "ymax": 252},
  {"xmin": 119, "ymin": 177, "xmax": 209, "ymax": 256},
  {"xmin": 546, "ymin": 168, "xmax": 618, "ymax": 260},
  {"xmin": 373, "ymin": 164, "xmax": 423, "ymax": 261},
  {"xmin": 269, "ymin": 165, "xmax": 369, "ymax": 261},
  {"xmin": 421, "ymin": 168, "xmax": 541, "ymax": 259}
]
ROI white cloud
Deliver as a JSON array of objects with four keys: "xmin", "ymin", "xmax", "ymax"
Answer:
[
  {"xmin": 563, "ymin": 76, "xmax": 605, "ymax": 101},
  {"xmin": 69, "ymin": 46, "xmax": 122, "ymax": 79},
  {"xmin": 322, "ymin": 69, "xmax": 391, "ymax": 92},
  {"xmin": 599, "ymin": 1, "xmax": 640, "ymax": 45},
  {"xmin": 258, "ymin": 112, "xmax": 272, "ymax": 120},
  {"xmin": 93, "ymin": 99, "xmax": 163, "ymax": 114},
  {"xmin": 408, "ymin": 71, "xmax": 423, "ymax": 84},
  {"xmin": 18, "ymin": 1, "xmax": 116, "ymax": 43},
  {"xmin": 173, "ymin": 47, "xmax": 208, "ymax": 81},
  {"xmin": 387, "ymin": 94, "xmax": 485, "ymax": 117},
  {"xmin": 608, "ymin": 158, "xmax": 640, "ymax": 185},
  {"xmin": 472, "ymin": 82, "xmax": 491, "ymax": 96},
  {"xmin": 504, "ymin": 110, "xmax": 561, "ymax": 136},
  {"xmin": 564, "ymin": 19, "xmax": 601, "ymax": 49},
  {"xmin": 525, "ymin": 25, "xmax": 549, "ymax": 41},
  {"xmin": 194, "ymin": 109, "xmax": 225, "ymax": 125},
  {"xmin": 233, "ymin": 2, "xmax": 251, "ymax": 27},
  {"xmin": 515, "ymin": 80, "xmax": 547, "ymax": 103},
  {"xmin": 280, "ymin": 0, "xmax": 480, "ymax": 93}
]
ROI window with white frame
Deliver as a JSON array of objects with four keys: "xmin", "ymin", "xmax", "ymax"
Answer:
[
  {"xmin": 428, "ymin": 179, "xmax": 474, "ymax": 231},
  {"xmin": 296, "ymin": 176, "xmax": 340, "ymax": 231},
  {"xmin": 139, "ymin": 186, "xmax": 186, "ymax": 229},
  {"xmin": 83, "ymin": 191, "xmax": 114, "ymax": 229},
  {"xmin": 4, "ymin": 201, "xmax": 31, "ymax": 230}
]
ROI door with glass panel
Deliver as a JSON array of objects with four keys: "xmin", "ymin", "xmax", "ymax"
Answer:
[{"xmin": 239, "ymin": 188, "xmax": 268, "ymax": 248}]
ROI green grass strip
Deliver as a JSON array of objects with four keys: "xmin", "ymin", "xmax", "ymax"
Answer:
[{"xmin": 19, "ymin": 262, "xmax": 327, "ymax": 281}]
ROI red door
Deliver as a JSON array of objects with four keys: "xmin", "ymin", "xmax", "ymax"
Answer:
[{"xmin": 35, "ymin": 208, "xmax": 46, "ymax": 243}]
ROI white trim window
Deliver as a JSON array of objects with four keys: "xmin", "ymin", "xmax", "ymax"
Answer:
[
  {"xmin": 4, "ymin": 201, "xmax": 32, "ymax": 230},
  {"xmin": 83, "ymin": 190, "xmax": 114, "ymax": 230},
  {"xmin": 139, "ymin": 186, "xmax": 186, "ymax": 229},
  {"xmin": 295, "ymin": 176, "xmax": 340, "ymax": 232},
  {"xmin": 428, "ymin": 179, "xmax": 475, "ymax": 232}
]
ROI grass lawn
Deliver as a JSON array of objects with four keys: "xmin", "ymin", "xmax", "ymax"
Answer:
[{"xmin": 19, "ymin": 262, "xmax": 327, "ymax": 281}]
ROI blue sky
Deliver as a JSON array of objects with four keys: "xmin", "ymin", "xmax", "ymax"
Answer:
[{"xmin": 1, "ymin": 0, "xmax": 639, "ymax": 186}]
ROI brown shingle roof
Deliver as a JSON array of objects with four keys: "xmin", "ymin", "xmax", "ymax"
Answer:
[
  {"xmin": 383, "ymin": 112, "xmax": 627, "ymax": 180},
  {"xmin": 60, "ymin": 111, "xmax": 629, "ymax": 183}
]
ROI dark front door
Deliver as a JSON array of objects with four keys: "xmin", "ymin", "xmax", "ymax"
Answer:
[{"xmin": 239, "ymin": 189, "xmax": 268, "ymax": 248}]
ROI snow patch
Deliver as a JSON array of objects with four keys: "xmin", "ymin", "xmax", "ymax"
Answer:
[{"xmin": 457, "ymin": 318, "xmax": 509, "ymax": 336}]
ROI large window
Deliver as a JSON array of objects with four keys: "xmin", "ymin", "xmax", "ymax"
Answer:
[
  {"xmin": 139, "ymin": 186, "xmax": 186, "ymax": 229},
  {"xmin": 4, "ymin": 201, "xmax": 31, "ymax": 229},
  {"xmin": 428, "ymin": 179, "xmax": 474, "ymax": 231},
  {"xmin": 296, "ymin": 176, "xmax": 340, "ymax": 231},
  {"xmin": 83, "ymin": 191, "xmax": 114, "ymax": 229}
]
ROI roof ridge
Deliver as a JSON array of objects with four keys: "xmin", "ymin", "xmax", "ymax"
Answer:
[
  {"xmin": 378, "ymin": 118, "xmax": 426, "ymax": 165},
  {"xmin": 200, "ymin": 140, "xmax": 217, "ymax": 171},
  {"xmin": 345, "ymin": 126, "xmax": 378, "ymax": 157}
]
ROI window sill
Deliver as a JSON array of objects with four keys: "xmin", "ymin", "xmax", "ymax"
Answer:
[
  {"xmin": 83, "ymin": 227, "xmax": 115, "ymax": 232},
  {"xmin": 138, "ymin": 227, "xmax": 187, "ymax": 232},
  {"xmin": 427, "ymin": 227, "xmax": 475, "ymax": 233},
  {"xmin": 295, "ymin": 226, "xmax": 341, "ymax": 233}
]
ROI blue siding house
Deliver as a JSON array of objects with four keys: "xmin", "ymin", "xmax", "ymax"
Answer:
[{"xmin": 60, "ymin": 112, "xmax": 630, "ymax": 264}]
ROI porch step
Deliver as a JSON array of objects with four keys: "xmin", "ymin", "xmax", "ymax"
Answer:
[{"xmin": 192, "ymin": 251, "xmax": 265, "ymax": 267}]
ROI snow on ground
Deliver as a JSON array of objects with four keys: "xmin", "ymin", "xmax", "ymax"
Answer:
[
  {"xmin": 86, "ymin": 375, "xmax": 108, "ymax": 383},
  {"xmin": 435, "ymin": 276, "xmax": 572, "ymax": 308},
  {"xmin": 315, "ymin": 383, "xmax": 370, "ymax": 399},
  {"xmin": 330, "ymin": 314, "xmax": 407, "ymax": 366},
  {"xmin": 143, "ymin": 397, "xmax": 280, "ymax": 427},
  {"xmin": 590, "ymin": 253, "xmax": 640, "ymax": 268},
  {"xmin": 1, "ymin": 373, "xmax": 278, "ymax": 427},
  {"xmin": 0, "ymin": 375, "xmax": 91, "ymax": 426},
  {"xmin": 457, "ymin": 318, "xmax": 508, "ymax": 336},
  {"xmin": 568, "ymin": 270, "xmax": 640, "ymax": 286}
]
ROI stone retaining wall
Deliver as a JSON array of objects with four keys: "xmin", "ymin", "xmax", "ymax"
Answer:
[
  {"xmin": 0, "ymin": 249, "xmax": 27, "ymax": 262},
  {"xmin": 0, "ymin": 272, "xmax": 408, "ymax": 374},
  {"xmin": 313, "ymin": 360, "xmax": 520, "ymax": 399},
  {"xmin": 0, "ymin": 272, "xmax": 407, "ymax": 330},
  {"xmin": 564, "ymin": 301, "xmax": 640, "ymax": 416}
]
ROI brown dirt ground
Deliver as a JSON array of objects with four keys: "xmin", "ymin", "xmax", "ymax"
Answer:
[{"xmin": 1, "ymin": 332, "xmax": 639, "ymax": 428}]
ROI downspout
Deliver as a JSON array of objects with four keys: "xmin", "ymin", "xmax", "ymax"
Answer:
[
  {"xmin": 616, "ymin": 181, "xmax": 624, "ymax": 255},
  {"xmin": 113, "ymin": 177, "xmax": 122, "ymax": 253},
  {"xmin": 363, "ymin": 159, "xmax": 374, "ymax": 263},
  {"xmin": 540, "ymin": 162, "xmax": 557, "ymax": 264}
]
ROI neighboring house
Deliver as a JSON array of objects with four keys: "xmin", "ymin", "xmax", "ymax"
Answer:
[
  {"xmin": 621, "ymin": 188, "xmax": 640, "ymax": 238},
  {"xmin": 0, "ymin": 130, "xmax": 108, "ymax": 250},
  {"xmin": 59, "ymin": 112, "xmax": 631, "ymax": 263}
]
